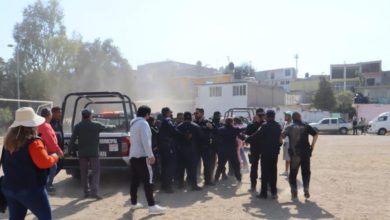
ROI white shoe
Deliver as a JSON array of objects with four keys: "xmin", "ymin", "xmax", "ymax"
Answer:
[
  {"xmin": 130, "ymin": 202, "xmax": 144, "ymax": 210},
  {"xmin": 149, "ymin": 205, "xmax": 166, "ymax": 214}
]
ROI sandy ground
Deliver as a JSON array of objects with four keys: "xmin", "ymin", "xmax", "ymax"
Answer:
[{"xmin": 0, "ymin": 135, "xmax": 389, "ymax": 220}]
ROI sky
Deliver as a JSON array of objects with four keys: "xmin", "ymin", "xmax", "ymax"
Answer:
[{"xmin": 1, "ymin": 0, "xmax": 390, "ymax": 77}]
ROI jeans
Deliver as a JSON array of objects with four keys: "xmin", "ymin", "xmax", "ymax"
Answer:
[
  {"xmin": 289, "ymin": 155, "xmax": 311, "ymax": 192},
  {"xmin": 2, "ymin": 186, "xmax": 52, "ymax": 220},
  {"xmin": 79, "ymin": 157, "xmax": 100, "ymax": 196},
  {"xmin": 46, "ymin": 162, "xmax": 57, "ymax": 188}
]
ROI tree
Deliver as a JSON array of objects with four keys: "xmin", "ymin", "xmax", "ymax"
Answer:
[
  {"xmin": 13, "ymin": 0, "xmax": 66, "ymax": 75},
  {"xmin": 314, "ymin": 77, "xmax": 336, "ymax": 111},
  {"xmin": 335, "ymin": 90, "xmax": 356, "ymax": 118},
  {"xmin": 72, "ymin": 39, "xmax": 134, "ymax": 95}
]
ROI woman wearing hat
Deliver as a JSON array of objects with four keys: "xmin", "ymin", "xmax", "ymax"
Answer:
[{"xmin": 1, "ymin": 107, "xmax": 59, "ymax": 220}]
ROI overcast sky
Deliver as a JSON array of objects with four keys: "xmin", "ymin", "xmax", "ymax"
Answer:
[{"xmin": 1, "ymin": 0, "xmax": 390, "ymax": 77}]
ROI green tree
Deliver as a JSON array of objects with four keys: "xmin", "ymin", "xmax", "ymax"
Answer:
[
  {"xmin": 13, "ymin": 0, "xmax": 66, "ymax": 75},
  {"xmin": 72, "ymin": 39, "xmax": 134, "ymax": 95},
  {"xmin": 335, "ymin": 90, "xmax": 356, "ymax": 118},
  {"xmin": 314, "ymin": 77, "xmax": 336, "ymax": 111},
  {"xmin": 0, "ymin": 107, "xmax": 13, "ymax": 134}
]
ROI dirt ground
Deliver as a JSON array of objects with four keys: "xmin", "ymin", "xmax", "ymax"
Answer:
[{"xmin": 0, "ymin": 135, "xmax": 389, "ymax": 220}]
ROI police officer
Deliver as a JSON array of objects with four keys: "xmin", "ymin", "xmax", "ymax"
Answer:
[
  {"xmin": 194, "ymin": 108, "xmax": 214, "ymax": 186},
  {"xmin": 245, "ymin": 108, "xmax": 266, "ymax": 192},
  {"xmin": 176, "ymin": 112, "xmax": 203, "ymax": 191},
  {"xmin": 210, "ymin": 111, "xmax": 223, "ymax": 179},
  {"xmin": 247, "ymin": 110, "xmax": 282, "ymax": 199},
  {"xmin": 283, "ymin": 112, "xmax": 318, "ymax": 199},
  {"xmin": 214, "ymin": 118, "xmax": 243, "ymax": 183},
  {"xmin": 158, "ymin": 107, "xmax": 181, "ymax": 193}
]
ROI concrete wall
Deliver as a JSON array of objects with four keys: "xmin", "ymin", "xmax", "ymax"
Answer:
[
  {"xmin": 247, "ymin": 84, "xmax": 285, "ymax": 107},
  {"xmin": 195, "ymin": 83, "xmax": 248, "ymax": 118},
  {"xmin": 355, "ymin": 104, "xmax": 390, "ymax": 121}
]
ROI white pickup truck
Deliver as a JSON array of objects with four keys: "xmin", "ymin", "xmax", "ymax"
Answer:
[{"xmin": 309, "ymin": 117, "xmax": 352, "ymax": 135}]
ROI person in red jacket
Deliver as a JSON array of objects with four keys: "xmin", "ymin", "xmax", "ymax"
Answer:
[
  {"xmin": 37, "ymin": 108, "xmax": 63, "ymax": 193},
  {"xmin": 2, "ymin": 107, "xmax": 59, "ymax": 220}
]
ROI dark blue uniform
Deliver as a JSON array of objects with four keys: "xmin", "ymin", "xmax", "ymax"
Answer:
[
  {"xmin": 245, "ymin": 121, "xmax": 265, "ymax": 189},
  {"xmin": 158, "ymin": 117, "xmax": 181, "ymax": 191},
  {"xmin": 214, "ymin": 125, "xmax": 243, "ymax": 182},
  {"xmin": 176, "ymin": 121, "xmax": 202, "ymax": 189},
  {"xmin": 247, "ymin": 120, "xmax": 282, "ymax": 197},
  {"xmin": 194, "ymin": 118, "xmax": 214, "ymax": 184}
]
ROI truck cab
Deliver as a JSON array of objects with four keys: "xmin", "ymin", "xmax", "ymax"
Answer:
[
  {"xmin": 367, "ymin": 112, "xmax": 390, "ymax": 135},
  {"xmin": 61, "ymin": 92, "xmax": 136, "ymax": 178}
]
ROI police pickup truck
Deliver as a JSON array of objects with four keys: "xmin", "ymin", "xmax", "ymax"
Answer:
[{"xmin": 61, "ymin": 92, "xmax": 137, "ymax": 178}]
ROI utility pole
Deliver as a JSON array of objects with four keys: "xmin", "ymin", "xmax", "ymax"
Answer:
[
  {"xmin": 343, "ymin": 61, "xmax": 347, "ymax": 91},
  {"xmin": 7, "ymin": 44, "xmax": 20, "ymax": 108}
]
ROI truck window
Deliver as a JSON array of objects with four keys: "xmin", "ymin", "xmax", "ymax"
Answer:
[
  {"xmin": 331, "ymin": 119, "xmax": 338, "ymax": 124},
  {"xmin": 93, "ymin": 112, "xmax": 129, "ymax": 132},
  {"xmin": 338, "ymin": 118, "xmax": 346, "ymax": 123},
  {"xmin": 321, "ymin": 119, "xmax": 330, "ymax": 124},
  {"xmin": 378, "ymin": 116, "xmax": 388, "ymax": 122}
]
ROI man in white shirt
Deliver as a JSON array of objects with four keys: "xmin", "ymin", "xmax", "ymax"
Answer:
[{"xmin": 129, "ymin": 105, "xmax": 166, "ymax": 214}]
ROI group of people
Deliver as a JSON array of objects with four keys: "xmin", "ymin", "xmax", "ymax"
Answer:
[
  {"xmin": 0, "ymin": 104, "xmax": 319, "ymax": 218},
  {"xmin": 352, "ymin": 115, "xmax": 367, "ymax": 135},
  {"xmin": 129, "ymin": 106, "xmax": 319, "ymax": 213}
]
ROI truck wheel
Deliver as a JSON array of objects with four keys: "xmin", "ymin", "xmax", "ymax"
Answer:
[
  {"xmin": 378, "ymin": 128, "xmax": 387, "ymax": 135},
  {"xmin": 339, "ymin": 127, "xmax": 348, "ymax": 135}
]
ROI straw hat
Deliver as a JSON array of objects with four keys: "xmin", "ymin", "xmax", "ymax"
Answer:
[{"xmin": 9, "ymin": 107, "xmax": 45, "ymax": 128}]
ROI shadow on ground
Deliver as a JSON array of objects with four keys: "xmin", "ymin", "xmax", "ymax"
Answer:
[{"xmin": 242, "ymin": 195, "xmax": 334, "ymax": 219}]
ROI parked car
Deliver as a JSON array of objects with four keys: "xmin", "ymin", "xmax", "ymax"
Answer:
[
  {"xmin": 367, "ymin": 112, "xmax": 390, "ymax": 135},
  {"xmin": 309, "ymin": 117, "xmax": 352, "ymax": 135},
  {"xmin": 61, "ymin": 91, "xmax": 137, "ymax": 178}
]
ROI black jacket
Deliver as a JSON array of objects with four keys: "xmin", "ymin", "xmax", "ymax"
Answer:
[
  {"xmin": 194, "ymin": 118, "xmax": 213, "ymax": 146},
  {"xmin": 246, "ymin": 120, "xmax": 282, "ymax": 156},
  {"xmin": 158, "ymin": 117, "xmax": 181, "ymax": 148},
  {"xmin": 176, "ymin": 121, "xmax": 202, "ymax": 152},
  {"xmin": 217, "ymin": 125, "xmax": 243, "ymax": 154}
]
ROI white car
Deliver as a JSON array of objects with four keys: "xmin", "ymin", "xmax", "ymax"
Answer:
[
  {"xmin": 367, "ymin": 112, "xmax": 390, "ymax": 135},
  {"xmin": 309, "ymin": 118, "xmax": 352, "ymax": 135}
]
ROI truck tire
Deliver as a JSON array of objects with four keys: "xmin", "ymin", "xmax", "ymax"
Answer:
[
  {"xmin": 378, "ymin": 128, "xmax": 387, "ymax": 135},
  {"xmin": 339, "ymin": 127, "xmax": 348, "ymax": 135}
]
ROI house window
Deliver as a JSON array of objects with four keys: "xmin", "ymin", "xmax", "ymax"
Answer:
[
  {"xmin": 285, "ymin": 69, "xmax": 291, "ymax": 77},
  {"xmin": 233, "ymin": 85, "xmax": 246, "ymax": 96},
  {"xmin": 209, "ymin": 86, "xmax": 222, "ymax": 97}
]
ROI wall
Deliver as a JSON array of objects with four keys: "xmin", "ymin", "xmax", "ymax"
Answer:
[
  {"xmin": 195, "ymin": 83, "xmax": 248, "ymax": 118},
  {"xmin": 355, "ymin": 104, "xmax": 390, "ymax": 121},
  {"xmin": 247, "ymin": 83, "xmax": 285, "ymax": 107}
]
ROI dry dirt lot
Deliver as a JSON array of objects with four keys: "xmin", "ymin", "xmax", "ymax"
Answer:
[{"xmin": 0, "ymin": 135, "xmax": 389, "ymax": 220}]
